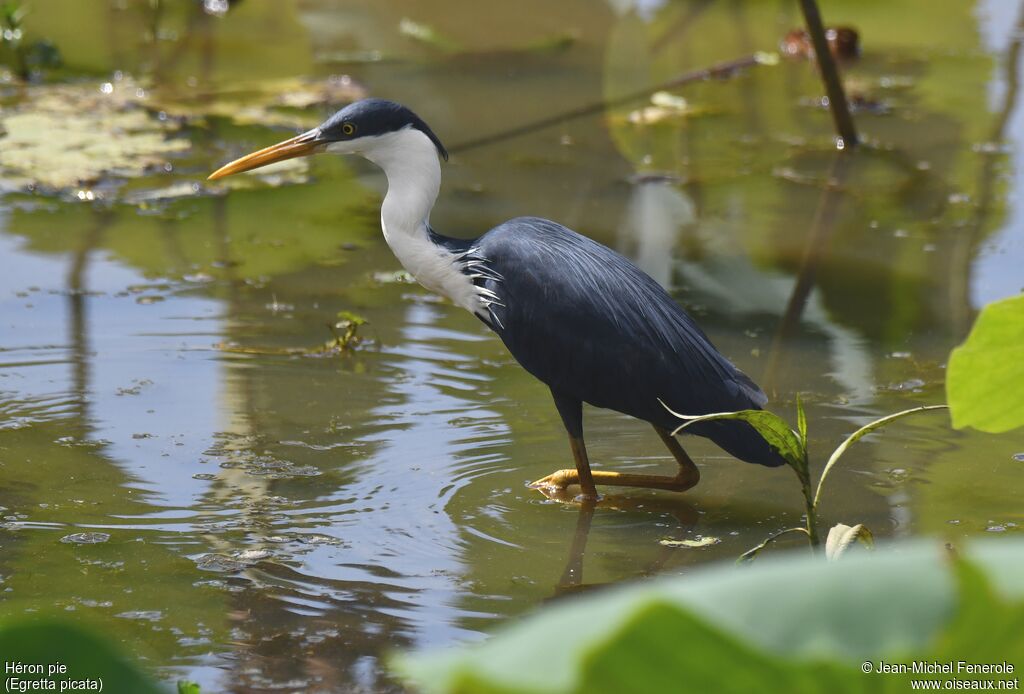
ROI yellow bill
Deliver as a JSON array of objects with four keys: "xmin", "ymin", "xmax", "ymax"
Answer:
[{"xmin": 207, "ymin": 130, "xmax": 323, "ymax": 180}]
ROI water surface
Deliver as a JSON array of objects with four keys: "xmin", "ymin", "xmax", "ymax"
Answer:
[{"xmin": 2, "ymin": 0, "xmax": 1023, "ymax": 690}]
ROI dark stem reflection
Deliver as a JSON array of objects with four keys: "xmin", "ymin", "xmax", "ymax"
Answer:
[{"xmin": 553, "ymin": 495, "xmax": 700, "ymax": 598}]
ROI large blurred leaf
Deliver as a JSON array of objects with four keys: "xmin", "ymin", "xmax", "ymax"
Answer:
[
  {"xmin": 393, "ymin": 540, "xmax": 1024, "ymax": 694},
  {"xmin": 947, "ymin": 294, "xmax": 1024, "ymax": 433},
  {"xmin": 0, "ymin": 620, "xmax": 164, "ymax": 693},
  {"xmin": 567, "ymin": 603, "xmax": 856, "ymax": 694}
]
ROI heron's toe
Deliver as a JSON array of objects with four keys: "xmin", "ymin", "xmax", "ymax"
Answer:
[
  {"xmin": 528, "ymin": 468, "xmax": 578, "ymax": 491},
  {"xmin": 528, "ymin": 470, "xmax": 602, "ymax": 504}
]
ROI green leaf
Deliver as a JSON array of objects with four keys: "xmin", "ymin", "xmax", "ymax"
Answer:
[
  {"xmin": 947, "ymin": 294, "xmax": 1024, "ymax": 433},
  {"xmin": 0, "ymin": 620, "xmax": 164, "ymax": 694},
  {"xmin": 663, "ymin": 404, "xmax": 804, "ymax": 470},
  {"xmin": 178, "ymin": 681, "xmax": 202, "ymax": 694},
  {"xmin": 812, "ymin": 405, "xmax": 947, "ymax": 511},
  {"xmin": 336, "ymin": 310, "xmax": 367, "ymax": 327},
  {"xmin": 394, "ymin": 539, "xmax": 1024, "ymax": 694},
  {"xmin": 874, "ymin": 557, "xmax": 1024, "ymax": 691},
  {"xmin": 824, "ymin": 523, "xmax": 874, "ymax": 561},
  {"xmin": 796, "ymin": 394, "xmax": 808, "ymax": 449},
  {"xmin": 574, "ymin": 602, "xmax": 856, "ymax": 694},
  {"xmin": 933, "ymin": 556, "xmax": 1024, "ymax": 665},
  {"xmin": 2, "ymin": 1, "xmax": 27, "ymax": 27}
]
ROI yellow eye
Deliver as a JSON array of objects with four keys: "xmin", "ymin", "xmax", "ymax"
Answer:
[{"xmin": 342, "ymin": 123, "xmax": 355, "ymax": 136}]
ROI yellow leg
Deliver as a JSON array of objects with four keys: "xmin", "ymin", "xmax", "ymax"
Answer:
[
  {"xmin": 527, "ymin": 435, "xmax": 598, "ymax": 499},
  {"xmin": 654, "ymin": 425, "xmax": 701, "ymax": 489},
  {"xmin": 530, "ymin": 426, "xmax": 700, "ymax": 496}
]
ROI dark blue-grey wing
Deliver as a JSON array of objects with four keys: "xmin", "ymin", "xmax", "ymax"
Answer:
[{"xmin": 476, "ymin": 217, "xmax": 783, "ymax": 468}]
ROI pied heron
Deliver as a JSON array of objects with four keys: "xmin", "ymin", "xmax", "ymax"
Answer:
[{"xmin": 209, "ymin": 98, "xmax": 785, "ymax": 501}]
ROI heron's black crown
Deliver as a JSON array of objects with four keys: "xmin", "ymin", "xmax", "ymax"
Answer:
[{"xmin": 319, "ymin": 98, "xmax": 449, "ymax": 161}]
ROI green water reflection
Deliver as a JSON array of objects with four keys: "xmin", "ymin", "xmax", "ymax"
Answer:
[{"xmin": 1, "ymin": 0, "xmax": 1023, "ymax": 690}]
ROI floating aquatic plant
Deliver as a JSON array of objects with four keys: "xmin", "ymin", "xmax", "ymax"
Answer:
[
  {"xmin": 0, "ymin": 82, "xmax": 188, "ymax": 192},
  {"xmin": 0, "ymin": 74, "xmax": 365, "ymax": 198}
]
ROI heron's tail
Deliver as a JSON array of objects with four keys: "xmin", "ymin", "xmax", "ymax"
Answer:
[{"xmin": 694, "ymin": 419, "xmax": 788, "ymax": 468}]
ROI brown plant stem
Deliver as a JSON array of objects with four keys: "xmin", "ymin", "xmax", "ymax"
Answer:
[
  {"xmin": 762, "ymin": 154, "xmax": 852, "ymax": 394},
  {"xmin": 797, "ymin": 0, "xmax": 858, "ymax": 147},
  {"xmin": 449, "ymin": 53, "xmax": 767, "ymax": 154}
]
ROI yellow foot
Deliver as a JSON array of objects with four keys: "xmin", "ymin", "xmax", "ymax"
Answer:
[
  {"xmin": 530, "ymin": 468, "xmax": 700, "ymax": 498},
  {"xmin": 528, "ymin": 470, "xmax": 598, "ymax": 503},
  {"xmin": 529, "ymin": 468, "xmax": 579, "ymax": 491}
]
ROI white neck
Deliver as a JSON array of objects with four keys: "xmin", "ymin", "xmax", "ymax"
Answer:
[
  {"xmin": 356, "ymin": 128, "xmax": 487, "ymax": 316},
  {"xmin": 364, "ymin": 128, "xmax": 441, "ymax": 240}
]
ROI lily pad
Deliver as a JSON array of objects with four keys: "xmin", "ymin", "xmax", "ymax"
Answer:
[
  {"xmin": 151, "ymin": 75, "xmax": 367, "ymax": 129},
  {"xmin": 59, "ymin": 532, "xmax": 111, "ymax": 545},
  {"xmin": 0, "ymin": 74, "xmax": 365, "ymax": 198},
  {"xmin": 659, "ymin": 535, "xmax": 721, "ymax": 548},
  {"xmin": 624, "ymin": 92, "xmax": 698, "ymax": 125},
  {"xmin": 194, "ymin": 553, "xmax": 248, "ymax": 573},
  {"xmin": 372, "ymin": 270, "xmax": 415, "ymax": 284},
  {"xmin": 0, "ymin": 82, "xmax": 188, "ymax": 192}
]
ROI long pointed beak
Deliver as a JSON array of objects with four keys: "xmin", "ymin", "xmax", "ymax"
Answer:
[{"xmin": 207, "ymin": 129, "xmax": 325, "ymax": 180}]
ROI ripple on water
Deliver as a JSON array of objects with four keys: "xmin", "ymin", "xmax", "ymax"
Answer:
[{"xmin": 0, "ymin": 392, "xmax": 79, "ymax": 430}]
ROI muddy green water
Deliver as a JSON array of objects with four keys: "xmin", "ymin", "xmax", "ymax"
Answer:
[{"xmin": 1, "ymin": 0, "xmax": 1023, "ymax": 691}]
